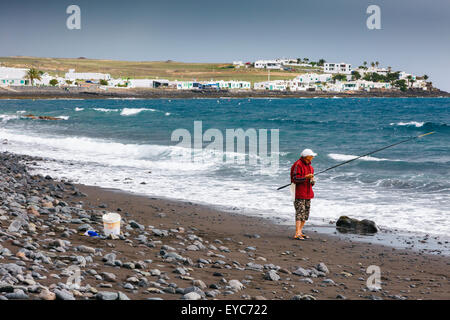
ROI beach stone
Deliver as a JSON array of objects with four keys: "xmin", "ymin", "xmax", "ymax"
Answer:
[
  {"xmin": 129, "ymin": 220, "xmax": 144, "ymax": 230},
  {"xmin": 174, "ymin": 267, "xmax": 188, "ymax": 275},
  {"xmin": 0, "ymin": 284, "xmax": 14, "ymax": 293},
  {"xmin": 123, "ymin": 262, "xmax": 135, "ymax": 269},
  {"xmin": 96, "ymin": 291, "xmax": 119, "ymax": 300},
  {"xmin": 183, "ymin": 286, "xmax": 205, "ymax": 298},
  {"xmin": 183, "ymin": 257, "xmax": 194, "ymax": 266},
  {"xmin": 206, "ymin": 290, "xmax": 220, "ymax": 298},
  {"xmin": 292, "ymin": 294, "xmax": 316, "ymax": 300},
  {"xmin": 123, "ymin": 283, "xmax": 134, "ymax": 290},
  {"xmin": 101, "ymin": 272, "xmax": 117, "ymax": 282},
  {"xmin": 299, "ymin": 278, "xmax": 314, "ymax": 284},
  {"xmin": 118, "ymin": 292, "xmax": 130, "ymax": 300},
  {"xmin": 193, "ymin": 279, "xmax": 207, "ymax": 290},
  {"xmin": 182, "ymin": 292, "xmax": 201, "ymax": 300},
  {"xmin": 1, "ymin": 263, "xmax": 24, "ymax": 275},
  {"xmin": 163, "ymin": 287, "xmax": 176, "ymax": 294},
  {"xmin": 55, "ymin": 289, "xmax": 75, "ymax": 300},
  {"xmin": 78, "ymin": 245, "xmax": 96, "ymax": 254},
  {"xmin": 246, "ymin": 262, "xmax": 263, "ymax": 271},
  {"xmin": 150, "ymin": 269, "xmax": 161, "ymax": 276},
  {"xmin": 163, "ymin": 252, "xmax": 184, "ymax": 261},
  {"xmin": 138, "ymin": 278, "xmax": 149, "ymax": 288},
  {"xmin": 152, "ymin": 228, "xmax": 168, "ymax": 237},
  {"xmin": 336, "ymin": 216, "xmax": 378, "ymax": 233},
  {"xmin": 317, "ymin": 262, "xmax": 329, "ymax": 274},
  {"xmin": 322, "ymin": 279, "xmax": 336, "ymax": 285},
  {"xmin": 264, "ymin": 270, "xmax": 280, "ymax": 281},
  {"xmin": 6, "ymin": 289, "xmax": 29, "ymax": 300},
  {"xmin": 293, "ymin": 267, "xmax": 310, "ymax": 277},
  {"xmin": 228, "ymin": 280, "xmax": 244, "ymax": 292},
  {"xmin": 39, "ymin": 289, "xmax": 56, "ymax": 300},
  {"xmin": 77, "ymin": 224, "xmax": 91, "ymax": 232}
]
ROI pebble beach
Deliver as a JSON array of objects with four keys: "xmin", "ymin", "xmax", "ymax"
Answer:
[{"xmin": 0, "ymin": 152, "xmax": 449, "ymax": 300}]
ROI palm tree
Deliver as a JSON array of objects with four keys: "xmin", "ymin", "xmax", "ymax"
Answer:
[
  {"xmin": 406, "ymin": 75, "xmax": 413, "ymax": 88},
  {"xmin": 375, "ymin": 61, "xmax": 379, "ymax": 68},
  {"xmin": 371, "ymin": 62, "xmax": 375, "ymax": 68},
  {"xmin": 318, "ymin": 59, "xmax": 326, "ymax": 66},
  {"xmin": 363, "ymin": 61, "xmax": 367, "ymax": 68},
  {"xmin": 26, "ymin": 68, "xmax": 41, "ymax": 86}
]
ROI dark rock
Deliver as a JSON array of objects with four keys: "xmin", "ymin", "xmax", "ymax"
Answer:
[
  {"xmin": 336, "ymin": 216, "xmax": 378, "ymax": 234},
  {"xmin": 5, "ymin": 290, "xmax": 29, "ymax": 300}
]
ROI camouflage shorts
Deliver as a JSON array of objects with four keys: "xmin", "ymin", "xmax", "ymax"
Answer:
[{"xmin": 294, "ymin": 199, "xmax": 311, "ymax": 222}]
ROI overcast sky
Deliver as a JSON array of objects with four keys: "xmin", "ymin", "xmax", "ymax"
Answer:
[{"xmin": 1, "ymin": 0, "xmax": 449, "ymax": 91}]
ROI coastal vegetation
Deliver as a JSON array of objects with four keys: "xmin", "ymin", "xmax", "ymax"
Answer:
[{"xmin": 25, "ymin": 68, "xmax": 41, "ymax": 86}]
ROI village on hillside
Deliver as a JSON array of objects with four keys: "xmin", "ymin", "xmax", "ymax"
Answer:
[{"xmin": 0, "ymin": 57, "xmax": 433, "ymax": 93}]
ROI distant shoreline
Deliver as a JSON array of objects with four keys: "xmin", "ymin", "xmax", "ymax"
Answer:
[{"xmin": 1, "ymin": 87, "xmax": 449, "ymax": 100}]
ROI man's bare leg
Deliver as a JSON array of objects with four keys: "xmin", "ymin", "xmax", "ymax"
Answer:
[
  {"xmin": 295, "ymin": 220, "xmax": 303, "ymax": 238},
  {"xmin": 300, "ymin": 221, "xmax": 310, "ymax": 238},
  {"xmin": 299, "ymin": 220, "xmax": 305, "ymax": 235}
]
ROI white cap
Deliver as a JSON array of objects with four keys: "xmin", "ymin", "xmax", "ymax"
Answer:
[{"xmin": 301, "ymin": 148, "xmax": 317, "ymax": 157}]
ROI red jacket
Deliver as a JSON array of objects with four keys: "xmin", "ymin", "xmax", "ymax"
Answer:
[{"xmin": 290, "ymin": 157, "xmax": 315, "ymax": 199}]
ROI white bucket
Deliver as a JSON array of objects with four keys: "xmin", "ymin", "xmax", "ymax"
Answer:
[{"xmin": 102, "ymin": 212, "xmax": 121, "ymax": 236}]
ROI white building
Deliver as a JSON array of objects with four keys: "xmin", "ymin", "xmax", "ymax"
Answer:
[
  {"xmin": 254, "ymin": 80, "xmax": 287, "ymax": 91},
  {"xmin": 288, "ymin": 73, "xmax": 332, "ymax": 91},
  {"xmin": 34, "ymin": 74, "xmax": 66, "ymax": 86},
  {"xmin": 126, "ymin": 79, "xmax": 153, "ymax": 88},
  {"xmin": 358, "ymin": 80, "xmax": 392, "ymax": 90},
  {"xmin": 65, "ymin": 69, "xmax": 111, "ymax": 81},
  {"xmin": 275, "ymin": 58, "xmax": 298, "ymax": 65},
  {"xmin": 324, "ymin": 62, "xmax": 352, "ymax": 74},
  {"xmin": 0, "ymin": 67, "xmax": 29, "ymax": 86},
  {"xmin": 326, "ymin": 80, "xmax": 392, "ymax": 92},
  {"xmin": 411, "ymin": 79, "xmax": 427, "ymax": 89},
  {"xmin": 254, "ymin": 60, "xmax": 282, "ymax": 70},
  {"xmin": 293, "ymin": 73, "xmax": 332, "ymax": 84},
  {"xmin": 216, "ymin": 80, "xmax": 250, "ymax": 90},
  {"xmin": 399, "ymin": 71, "xmax": 416, "ymax": 81},
  {"xmin": 173, "ymin": 81, "xmax": 203, "ymax": 90}
]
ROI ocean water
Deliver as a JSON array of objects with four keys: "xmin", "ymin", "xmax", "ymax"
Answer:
[{"xmin": 0, "ymin": 98, "xmax": 449, "ymax": 238}]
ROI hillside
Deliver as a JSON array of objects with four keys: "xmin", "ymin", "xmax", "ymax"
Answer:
[{"xmin": 0, "ymin": 56, "xmax": 322, "ymax": 84}]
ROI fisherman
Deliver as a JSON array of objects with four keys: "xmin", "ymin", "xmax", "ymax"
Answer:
[{"xmin": 291, "ymin": 148, "xmax": 316, "ymax": 240}]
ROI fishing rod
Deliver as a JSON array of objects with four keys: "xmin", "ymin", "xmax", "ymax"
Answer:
[{"xmin": 277, "ymin": 131, "xmax": 436, "ymax": 191}]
